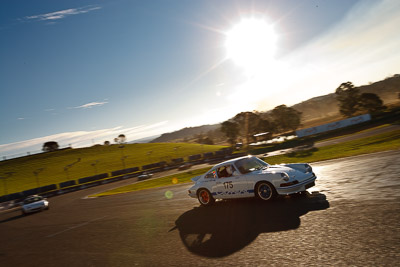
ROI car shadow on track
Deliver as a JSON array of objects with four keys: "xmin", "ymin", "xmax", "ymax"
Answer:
[
  {"xmin": 0, "ymin": 212, "xmax": 24, "ymax": 224},
  {"xmin": 172, "ymin": 192, "xmax": 329, "ymax": 258}
]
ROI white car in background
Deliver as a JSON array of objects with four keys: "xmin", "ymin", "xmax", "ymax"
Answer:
[
  {"xmin": 188, "ymin": 155, "xmax": 317, "ymax": 206},
  {"xmin": 21, "ymin": 195, "xmax": 49, "ymax": 215},
  {"xmin": 138, "ymin": 172, "xmax": 153, "ymax": 180}
]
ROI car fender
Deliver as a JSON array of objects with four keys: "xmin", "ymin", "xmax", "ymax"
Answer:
[
  {"xmin": 247, "ymin": 173, "xmax": 283, "ymax": 190},
  {"xmin": 200, "ymin": 180, "xmax": 215, "ymax": 192}
]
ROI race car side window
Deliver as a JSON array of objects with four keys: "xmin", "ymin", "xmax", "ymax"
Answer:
[
  {"xmin": 230, "ymin": 165, "xmax": 240, "ymax": 176},
  {"xmin": 217, "ymin": 165, "xmax": 233, "ymax": 178},
  {"xmin": 205, "ymin": 169, "xmax": 217, "ymax": 179}
]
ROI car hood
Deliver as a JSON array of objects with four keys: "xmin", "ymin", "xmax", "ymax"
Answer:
[{"xmin": 253, "ymin": 165, "xmax": 306, "ymax": 177}]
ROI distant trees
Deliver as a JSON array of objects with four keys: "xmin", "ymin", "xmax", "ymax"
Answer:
[
  {"xmin": 233, "ymin": 112, "xmax": 260, "ymax": 143},
  {"xmin": 195, "ymin": 133, "xmax": 214, "ymax": 145},
  {"xmin": 220, "ymin": 108, "xmax": 300, "ymax": 146},
  {"xmin": 118, "ymin": 134, "xmax": 126, "ymax": 143},
  {"xmin": 114, "ymin": 134, "xmax": 126, "ymax": 145},
  {"xmin": 335, "ymin": 81, "xmax": 386, "ymax": 117},
  {"xmin": 220, "ymin": 121, "xmax": 240, "ymax": 145},
  {"xmin": 202, "ymin": 137, "xmax": 214, "ymax": 145},
  {"xmin": 104, "ymin": 141, "xmax": 110, "ymax": 146},
  {"xmin": 257, "ymin": 116, "xmax": 274, "ymax": 133},
  {"xmin": 42, "ymin": 141, "xmax": 59, "ymax": 152},
  {"xmin": 231, "ymin": 111, "xmax": 277, "ymax": 144},
  {"xmin": 195, "ymin": 133, "xmax": 204, "ymax": 144},
  {"xmin": 359, "ymin": 93, "xmax": 386, "ymax": 113},
  {"xmin": 335, "ymin": 82, "xmax": 361, "ymax": 117},
  {"xmin": 205, "ymin": 129, "xmax": 225, "ymax": 144},
  {"xmin": 270, "ymin": 105, "xmax": 302, "ymax": 132}
]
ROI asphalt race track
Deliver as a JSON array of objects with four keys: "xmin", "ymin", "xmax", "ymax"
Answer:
[{"xmin": 1, "ymin": 150, "xmax": 399, "ymax": 266}]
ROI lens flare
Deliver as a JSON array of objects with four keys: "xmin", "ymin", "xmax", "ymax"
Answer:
[
  {"xmin": 165, "ymin": 190, "xmax": 174, "ymax": 199},
  {"xmin": 172, "ymin": 177, "xmax": 178, "ymax": 184}
]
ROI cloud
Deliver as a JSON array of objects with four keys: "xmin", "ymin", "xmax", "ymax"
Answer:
[
  {"xmin": 72, "ymin": 101, "xmax": 108, "ymax": 109},
  {"xmin": 0, "ymin": 121, "xmax": 170, "ymax": 157},
  {"xmin": 0, "ymin": 126, "xmax": 120, "ymax": 155},
  {"xmin": 17, "ymin": 118, "xmax": 25, "ymax": 120},
  {"xmin": 25, "ymin": 5, "xmax": 101, "ymax": 22},
  {"xmin": 122, "ymin": 121, "xmax": 169, "ymax": 137}
]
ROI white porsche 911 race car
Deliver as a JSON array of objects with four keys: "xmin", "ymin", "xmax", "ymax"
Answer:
[
  {"xmin": 188, "ymin": 155, "xmax": 317, "ymax": 206},
  {"xmin": 21, "ymin": 195, "xmax": 49, "ymax": 215}
]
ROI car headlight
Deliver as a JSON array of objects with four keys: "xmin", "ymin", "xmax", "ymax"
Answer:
[
  {"xmin": 280, "ymin": 172, "xmax": 290, "ymax": 181},
  {"xmin": 304, "ymin": 164, "xmax": 312, "ymax": 173}
]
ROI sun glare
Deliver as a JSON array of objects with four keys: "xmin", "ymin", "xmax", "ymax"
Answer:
[{"xmin": 225, "ymin": 18, "xmax": 277, "ymax": 73}]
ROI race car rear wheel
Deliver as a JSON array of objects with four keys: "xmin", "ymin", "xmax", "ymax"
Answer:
[
  {"xmin": 197, "ymin": 189, "xmax": 215, "ymax": 206},
  {"xmin": 255, "ymin": 181, "xmax": 276, "ymax": 201}
]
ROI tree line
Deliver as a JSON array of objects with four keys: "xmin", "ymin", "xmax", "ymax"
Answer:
[
  {"xmin": 218, "ymin": 81, "xmax": 386, "ymax": 147},
  {"xmin": 220, "ymin": 105, "xmax": 301, "ymax": 146},
  {"xmin": 335, "ymin": 82, "xmax": 385, "ymax": 117},
  {"xmin": 42, "ymin": 134, "xmax": 127, "ymax": 152}
]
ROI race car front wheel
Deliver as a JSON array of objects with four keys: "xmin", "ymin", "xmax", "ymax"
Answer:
[
  {"xmin": 197, "ymin": 189, "xmax": 215, "ymax": 206},
  {"xmin": 255, "ymin": 181, "xmax": 276, "ymax": 201}
]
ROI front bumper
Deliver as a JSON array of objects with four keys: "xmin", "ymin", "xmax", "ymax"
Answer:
[
  {"xmin": 188, "ymin": 188, "xmax": 197, "ymax": 198},
  {"xmin": 276, "ymin": 175, "xmax": 317, "ymax": 195}
]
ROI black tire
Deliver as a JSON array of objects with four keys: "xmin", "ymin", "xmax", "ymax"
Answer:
[
  {"xmin": 197, "ymin": 188, "xmax": 215, "ymax": 206},
  {"xmin": 255, "ymin": 181, "xmax": 276, "ymax": 201}
]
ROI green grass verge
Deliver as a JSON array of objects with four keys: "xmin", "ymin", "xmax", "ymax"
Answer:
[
  {"xmin": 317, "ymin": 124, "xmax": 392, "ymax": 143},
  {"xmin": 0, "ymin": 143, "xmax": 226, "ymax": 194},
  {"xmin": 264, "ymin": 129, "xmax": 400, "ymax": 164},
  {"xmin": 92, "ymin": 129, "xmax": 400, "ymax": 198},
  {"xmin": 91, "ymin": 167, "xmax": 211, "ymax": 197}
]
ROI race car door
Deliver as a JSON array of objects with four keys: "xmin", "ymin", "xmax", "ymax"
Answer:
[{"xmin": 214, "ymin": 164, "xmax": 249, "ymax": 199}]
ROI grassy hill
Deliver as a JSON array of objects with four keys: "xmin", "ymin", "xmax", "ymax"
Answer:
[
  {"xmin": 293, "ymin": 75, "xmax": 400, "ymax": 123},
  {"xmin": 151, "ymin": 124, "xmax": 221, "ymax": 143},
  {"xmin": 0, "ymin": 143, "xmax": 226, "ymax": 194},
  {"xmin": 153, "ymin": 75, "xmax": 400, "ymax": 142}
]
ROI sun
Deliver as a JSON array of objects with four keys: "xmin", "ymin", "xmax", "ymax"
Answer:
[{"xmin": 225, "ymin": 18, "xmax": 277, "ymax": 73}]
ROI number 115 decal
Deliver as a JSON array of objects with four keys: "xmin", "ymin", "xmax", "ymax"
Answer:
[{"xmin": 223, "ymin": 181, "xmax": 233, "ymax": 189}]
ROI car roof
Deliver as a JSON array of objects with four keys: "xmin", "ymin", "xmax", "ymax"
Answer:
[{"xmin": 212, "ymin": 155, "xmax": 255, "ymax": 169}]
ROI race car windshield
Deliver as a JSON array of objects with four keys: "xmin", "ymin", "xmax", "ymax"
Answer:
[
  {"xmin": 24, "ymin": 196, "xmax": 42, "ymax": 204},
  {"xmin": 234, "ymin": 157, "xmax": 269, "ymax": 174}
]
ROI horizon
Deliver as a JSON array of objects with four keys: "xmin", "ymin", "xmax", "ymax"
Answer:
[
  {"xmin": 1, "ymin": 74, "xmax": 395, "ymax": 160},
  {"xmin": 1, "ymin": 0, "xmax": 400, "ymax": 158}
]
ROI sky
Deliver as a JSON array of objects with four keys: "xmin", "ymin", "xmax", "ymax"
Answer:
[{"xmin": 1, "ymin": 0, "xmax": 399, "ymax": 158}]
